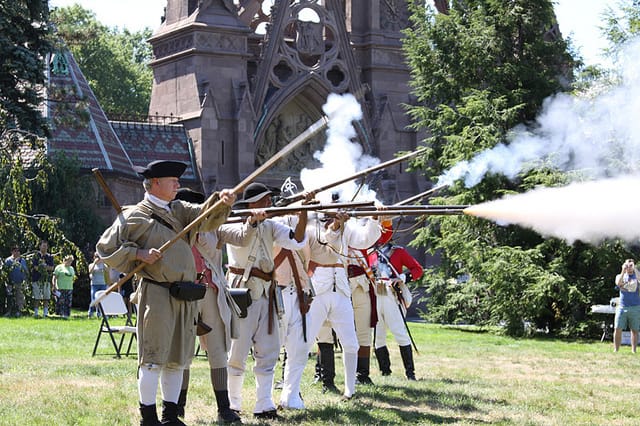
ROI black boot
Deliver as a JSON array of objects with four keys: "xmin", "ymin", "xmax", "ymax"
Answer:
[
  {"xmin": 176, "ymin": 388, "xmax": 187, "ymax": 419},
  {"xmin": 161, "ymin": 401, "xmax": 186, "ymax": 425},
  {"xmin": 399, "ymin": 345, "xmax": 416, "ymax": 380},
  {"xmin": 375, "ymin": 346, "xmax": 392, "ymax": 376},
  {"xmin": 215, "ymin": 390, "xmax": 242, "ymax": 423},
  {"xmin": 318, "ymin": 343, "xmax": 339, "ymax": 393},
  {"xmin": 357, "ymin": 356, "xmax": 374, "ymax": 385},
  {"xmin": 139, "ymin": 403, "xmax": 161, "ymax": 426},
  {"xmin": 356, "ymin": 347, "xmax": 374, "ymax": 385}
]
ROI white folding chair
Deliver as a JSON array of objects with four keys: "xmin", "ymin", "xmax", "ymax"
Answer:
[{"xmin": 91, "ymin": 290, "xmax": 137, "ymax": 358}]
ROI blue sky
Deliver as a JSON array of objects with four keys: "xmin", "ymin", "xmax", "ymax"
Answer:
[{"xmin": 48, "ymin": 0, "xmax": 621, "ymax": 67}]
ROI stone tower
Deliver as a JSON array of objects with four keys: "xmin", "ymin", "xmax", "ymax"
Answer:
[{"xmin": 148, "ymin": 0, "xmax": 425, "ymax": 203}]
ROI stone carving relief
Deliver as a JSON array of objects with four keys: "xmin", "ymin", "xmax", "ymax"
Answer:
[
  {"xmin": 153, "ymin": 35, "xmax": 194, "ymax": 59},
  {"xmin": 296, "ymin": 20, "xmax": 323, "ymax": 56},
  {"xmin": 195, "ymin": 33, "xmax": 241, "ymax": 51},
  {"xmin": 256, "ymin": 111, "xmax": 325, "ymax": 170},
  {"xmin": 380, "ymin": 0, "xmax": 410, "ymax": 32}
]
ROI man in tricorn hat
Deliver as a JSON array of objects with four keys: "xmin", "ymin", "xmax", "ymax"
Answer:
[
  {"xmin": 225, "ymin": 182, "xmax": 308, "ymax": 420},
  {"xmin": 96, "ymin": 160, "xmax": 235, "ymax": 426}
]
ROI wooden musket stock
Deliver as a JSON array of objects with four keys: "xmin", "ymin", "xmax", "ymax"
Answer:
[{"xmin": 92, "ymin": 168, "xmax": 122, "ymax": 214}]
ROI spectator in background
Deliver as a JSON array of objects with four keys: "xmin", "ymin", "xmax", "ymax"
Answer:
[
  {"xmin": 88, "ymin": 253, "xmax": 110, "ymax": 318},
  {"xmin": 52, "ymin": 255, "xmax": 77, "ymax": 319},
  {"xmin": 4, "ymin": 246, "xmax": 27, "ymax": 317},
  {"xmin": 31, "ymin": 240, "xmax": 55, "ymax": 318},
  {"xmin": 613, "ymin": 259, "xmax": 640, "ymax": 353}
]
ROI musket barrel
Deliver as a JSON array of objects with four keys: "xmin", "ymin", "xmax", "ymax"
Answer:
[
  {"xmin": 366, "ymin": 204, "xmax": 469, "ymax": 211},
  {"xmin": 230, "ymin": 200, "xmax": 375, "ymax": 217},
  {"xmin": 328, "ymin": 208, "xmax": 467, "ymax": 217},
  {"xmin": 277, "ymin": 148, "xmax": 426, "ymax": 206}
]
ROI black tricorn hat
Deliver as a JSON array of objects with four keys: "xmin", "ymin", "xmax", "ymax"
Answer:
[
  {"xmin": 133, "ymin": 160, "xmax": 187, "ymax": 179},
  {"xmin": 174, "ymin": 188, "xmax": 205, "ymax": 204},
  {"xmin": 233, "ymin": 182, "xmax": 279, "ymax": 208}
]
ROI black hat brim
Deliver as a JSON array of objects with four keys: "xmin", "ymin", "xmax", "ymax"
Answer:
[{"xmin": 133, "ymin": 161, "xmax": 187, "ymax": 179}]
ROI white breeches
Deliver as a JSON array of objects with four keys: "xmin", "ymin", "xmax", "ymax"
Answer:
[
  {"xmin": 375, "ymin": 293, "xmax": 411, "ymax": 348},
  {"xmin": 227, "ymin": 296, "xmax": 280, "ymax": 413},
  {"xmin": 278, "ymin": 283, "xmax": 309, "ymax": 409}
]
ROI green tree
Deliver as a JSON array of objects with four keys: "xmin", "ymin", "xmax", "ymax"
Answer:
[
  {"xmin": 0, "ymin": 2, "xmax": 92, "ymax": 311},
  {"xmin": 50, "ymin": 4, "xmax": 153, "ymax": 117},
  {"xmin": 602, "ymin": 1, "xmax": 640, "ymax": 51},
  {"xmin": 30, "ymin": 152, "xmax": 105, "ymax": 251},
  {"xmin": 0, "ymin": 0, "xmax": 53, "ymax": 135},
  {"xmin": 403, "ymin": 0, "xmax": 629, "ymax": 336}
]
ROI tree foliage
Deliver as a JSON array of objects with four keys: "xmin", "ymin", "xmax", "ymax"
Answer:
[
  {"xmin": 0, "ymin": 2, "xmax": 98, "ymax": 292},
  {"xmin": 0, "ymin": 0, "xmax": 53, "ymax": 135},
  {"xmin": 50, "ymin": 4, "xmax": 153, "ymax": 117},
  {"xmin": 403, "ymin": 0, "xmax": 632, "ymax": 337}
]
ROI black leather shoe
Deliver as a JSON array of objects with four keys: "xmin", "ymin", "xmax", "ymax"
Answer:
[
  {"xmin": 253, "ymin": 409, "xmax": 281, "ymax": 420},
  {"xmin": 322, "ymin": 383, "xmax": 340, "ymax": 394},
  {"xmin": 356, "ymin": 375, "xmax": 374, "ymax": 385},
  {"xmin": 218, "ymin": 407, "xmax": 242, "ymax": 423}
]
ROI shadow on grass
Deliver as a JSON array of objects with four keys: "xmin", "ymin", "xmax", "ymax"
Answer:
[{"xmin": 254, "ymin": 381, "xmax": 509, "ymax": 425}]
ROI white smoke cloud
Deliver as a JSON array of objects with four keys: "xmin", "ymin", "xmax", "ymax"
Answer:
[
  {"xmin": 300, "ymin": 93, "xmax": 379, "ymax": 203},
  {"xmin": 465, "ymin": 176, "xmax": 640, "ymax": 244},
  {"xmin": 437, "ymin": 38, "xmax": 640, "ymax": 188}
]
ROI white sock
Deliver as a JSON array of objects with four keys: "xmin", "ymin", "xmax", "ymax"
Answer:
[
  {"xmin": 138, "ymin": 364, "xmax": 160, "ymax": 405},
  {"xmin": 160, "ymin": 367, "xmax": 183, "ymax": 403}
]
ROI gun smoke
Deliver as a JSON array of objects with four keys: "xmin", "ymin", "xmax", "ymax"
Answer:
[
  {"xmin": 438, "ymin": 40, "xmax": 640, "ymax": 188},
  {"xmin": 444, "ymin": 38, "xmax": 640, "ymax": 243},
  {"xmin": 464, "ymin": 176, "xmax": 640, "ymax": 243},
  {"xmin": 299, "ymin": 93, "xmax": 379, "ymax": 203}
]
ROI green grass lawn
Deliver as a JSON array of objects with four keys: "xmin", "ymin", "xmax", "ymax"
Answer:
[{"xmin": 0, "ymin": 311, "xmax": 638, "ymax": 425}]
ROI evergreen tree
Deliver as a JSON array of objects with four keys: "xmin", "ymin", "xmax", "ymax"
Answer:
[{"xmin": 403, "ymin": 0, "xmax": 630, "ymax": 336}]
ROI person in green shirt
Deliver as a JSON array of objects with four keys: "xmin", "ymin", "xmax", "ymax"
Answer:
[{"xmin": 52, "ymin": 255, "xmax": 76, "ymax": 319}]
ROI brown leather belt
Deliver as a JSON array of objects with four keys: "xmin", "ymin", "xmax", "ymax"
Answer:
[
  {"xmin": 144, "ymin": 278, "xmax": 172, "ymax": 289},
  {"xmin": 313, "ymin": 263, "xmax": 343, "ymax": 268},
  {"xmin": 227, "ymin": 266, "xmax": 274, "ymax": 282},
  {"xmin": 227, "ymin": 265, "xmax": 277, "ymax": 335}
]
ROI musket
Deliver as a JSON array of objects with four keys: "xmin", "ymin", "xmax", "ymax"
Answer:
[
  {"xmin": 320, "ymin": 206, "xmax": 468, "ymax": 218},
  {"xmin": 92, "ymin": 168, "xmax": 122, "ymax": 214},
  {"xmin": 390, "ymin": 280, "xmax": 420, "ymax": 355},
  {"xmin": 276, "ymin": 148, "xmax": 427, "ymax": 206},
  {"xmin": 91, "ymin": 114, "xmax": 330, "ymax": 307},
  {"xmin": 393, "ymin": 184, "xmax": 448, "ymax": 206},
  {"xmin": 363, "ymin": 204, "xmax": 469, "ymax": 211},
  {"xmin": 229, "ymin": 201, "xmax": 375, "ymax": 217}
]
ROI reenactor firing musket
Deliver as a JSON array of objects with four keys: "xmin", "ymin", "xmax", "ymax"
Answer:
[
  {"xmin": 91, "ymin": 109, "xmax": 331, "ymax": 307},
  {"xmin": 276, "ymin": 148, "xmax": 427, "ymax": 206}
]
